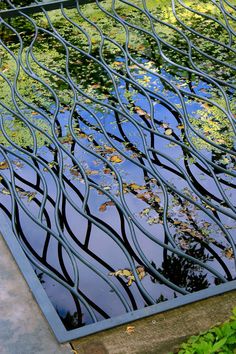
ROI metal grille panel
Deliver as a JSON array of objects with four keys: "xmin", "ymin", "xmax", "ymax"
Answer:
[{"xmin": 0, "ymin": 0, "xmax": 236, "ymax": 341}]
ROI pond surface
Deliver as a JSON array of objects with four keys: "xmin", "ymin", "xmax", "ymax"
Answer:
[{"xmin": 0, "ymin": 0, "xmax": 235, "ymax": 331}]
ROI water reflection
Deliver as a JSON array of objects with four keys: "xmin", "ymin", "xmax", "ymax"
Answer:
[{"xmin": 0, "ymin": 0, "xmax": 235, "ymax": 331}]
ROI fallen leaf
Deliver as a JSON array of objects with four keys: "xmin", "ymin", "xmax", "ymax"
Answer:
[
  {"xmin": 129, "ymin": 183, "xmax": 146, "ymax": 191},
  {"xmin": 140, "ymin": 208, "xmax": 150, "ymax": 216},
  {"xmin": 85, "ymin": 169, "xmax": 99, "ymax": 175},
  {"xmin": 27, "ymin": 192, "xmax": 37, "ymax": 202},
  {"xmin": 104, "ymin": 145, "xmax": 116, "ymax": 154},
  {"xmin": 0, "ymin": 161, "xmax": 9, "ymax": 170},
  {"xmin": 154, "ymin": 196, "xmax": 161, "ymax": 203},
  {"xmin": 99, "ymin": 201, "xmax": 114, "ymax": 212},
  {"xmin": 224, "ymin": 248, "xmax": 233, "ymax": 259},
  {"xmin": 134, "ymin": 106, "xmax": 146, "ymax": 116},
  {"xmin": 162, "ymin": 123, "xmax": 169, "ymax": 129},
  {"xmin": 147, "ymin": 217, "xmax": 159, "ymax": 224},
  {"xmin": 70, "ymin": 167, "xmax": 80, "ymax": 176},
  {"xmin": 104, "ymin": 168, "xmax": 111, "ymax": 174},
  {"xmin": 165, "ymin": 128, "xmax": 173, "ymax": 136},
  {"xmin": 126, "ymin": 326, "xmax": 135, "ymax": 334},
  {"xmin": 174, "ymin": 220, "xmax": 182, "ymax": 225},
  {"xmin": 1, "ymin": 188, "xmax": 10, "ymax": 195},
  {"xmin": 137, "ymin": 192, "xmax": 151, "ymax": 201},
  {"xmin": 13, "ymin": 160, "xmax": 23, "ymax": 168},
  {"xmin": 48, "ymin": 161, "xmax": 58, "ymax": 169},
  {"xmin": 136, "ymin": 266, "xmax": 146, "ymax": 280},
  {"xmin": 109, "ymin": 266, "xmax": 146, "ymax": 286},
  {"xmin": 110, "ymin": 155, "xmax": 123, "ymax": 163}
]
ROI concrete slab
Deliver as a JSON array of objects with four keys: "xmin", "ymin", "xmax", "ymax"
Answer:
[
  {"xmin": 0, "ymin": 235, "xmax": 71, "ymax": 354},
  {"xmin": 72, "ymin": 290, "xmax": 236, "ymax": 354}
]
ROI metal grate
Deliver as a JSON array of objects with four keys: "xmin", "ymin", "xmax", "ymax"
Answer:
[{"xmin": 0, "ymin": 0, "xmax": 236, "ymax": 342}]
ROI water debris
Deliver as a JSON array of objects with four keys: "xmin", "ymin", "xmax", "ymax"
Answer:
[
  {"xmin": 165, "ymin": 128, "xmax": 173, "ymax": 136},
  {"xmin": 224, "ymin": 248, "xmax": 234, "ymax": 260},
  {"xmin": 16, "ymin": 188, "xmax": 37, "ymax": 202},
  {"xmin": 99, "ymin": 200, "xmax": 115, "ymax": 212},
  {"xmin": 0, "ymin": 161, "xmax": 9, "ymax": 170},
  {"xmin": 109, "ymin": 266, "xmax": 146, "ymax": 286},
  {"xmin": 44, "ymin": 161, "xmax": 58, "ymax": 171},
  {"xmin": 109, "ymin": 155, "xmax": 123, "ymax": 164},
  {"xmin": 1, "ymin": 188, "xmax": 10, "ymax": 195}
]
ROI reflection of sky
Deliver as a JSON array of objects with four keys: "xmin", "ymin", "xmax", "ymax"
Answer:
[{"xmin": 0, "ymin": 62, "xmax": 235, "ymax": 330}]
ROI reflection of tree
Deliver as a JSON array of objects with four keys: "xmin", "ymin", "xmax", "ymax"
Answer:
[
  {"xmin": 35, "ymin": 270, "xmax": 45, "ymax": 284},
  {"xmin": 62, "ymin": 311, "xmax": 85, "ymax": 331},
  {"xmin": 151, "ymin": 245, "xmax": 212, "ymax": 293}
]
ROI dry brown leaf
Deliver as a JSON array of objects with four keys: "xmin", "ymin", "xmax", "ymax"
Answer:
[
  {"xmin": 104, "ymin": 168, "xmax": 111, "ymax": 174},
  {"xmin": 99, "ymin": 201, "xmax": 114, "ymax": 212},
  {"xmin": 126, "ymin": 326, "xmax": 135, "ymax": 334},
  {"xmin": 135, "ymin": 106, "xmax": 146, "ymax": 116},
  {"xmin": 224, "ymin": 248, "xmax": 234, "ymax": 259}
]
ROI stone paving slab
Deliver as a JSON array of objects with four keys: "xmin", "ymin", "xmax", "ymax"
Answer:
[
  {"xmin": 0, "ymin": 235, "xmax": 71, "ymax": 354},
  {"xmin": 72, "ymin": 290, "xmax": 236, "ymax": 354}
]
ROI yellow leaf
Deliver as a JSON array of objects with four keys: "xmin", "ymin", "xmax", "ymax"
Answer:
[
  {"xmin": 27, "ymin": 192, "xmax": 37, "ymax": 202},
  {"xmin": 2, "ymin": 188, "xmax": 10, "ymax": 195},
  {"xmin": 129, "ymin": 183, "xmax": 146, "ymax": 190},
  {"xmin": 165, "ymin": 128, "xmax": 173, "ymax": 136},
  {"xmin": 0, "ymin": 161, "xmax": 9, "ymax": 170},
  {"xmin": 154, "ymin": 196, "xmax": 161, "ymax": 203},
  {"xmin": 110, "ymin": 155, "xmax": 123, "ymax": 163}
]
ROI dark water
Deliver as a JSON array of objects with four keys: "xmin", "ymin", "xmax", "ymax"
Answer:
[{"xmin": 0, "ymin": 61, "xmax": 235, "ymax": 330}]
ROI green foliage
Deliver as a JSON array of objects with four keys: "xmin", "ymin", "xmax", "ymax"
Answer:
[{"xmin": 169, "ymin": 307, "xmax": 236, "ymax": 354}]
